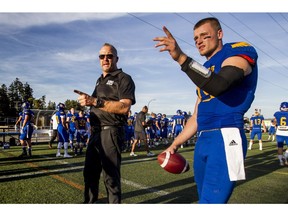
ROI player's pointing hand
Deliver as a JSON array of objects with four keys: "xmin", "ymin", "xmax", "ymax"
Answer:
[{"xmin": 153, "ymin": 26, "xmax": 187, "ymax": 65}]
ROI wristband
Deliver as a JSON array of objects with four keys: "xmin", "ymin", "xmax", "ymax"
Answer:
[
  {"xmin": 188, "ymin": 58, "xmax": 211, "ymax": 78},
  {"xmin": 95, "ymin": 98, "xmax": 104, "ymax": 108}
]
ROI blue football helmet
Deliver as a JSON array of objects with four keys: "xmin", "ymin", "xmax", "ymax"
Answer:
[
  {"xmin": 57, "ymin": 103, "xmax": 65, "ymax": 111},
  {"xmin": 280, "ymin": 102, "xmax": 288, "ymax": 111},
  {"xmin": 176, "ymin": 109, "xmax": 182, "ymax": 115},
  {"xmin": 21, "ymin": 102, "xmax": 30, "ymax": 110}
]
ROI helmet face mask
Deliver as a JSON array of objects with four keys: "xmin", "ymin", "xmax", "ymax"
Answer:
[
  {"xmin": 280, "ymin": 102, "xmax": 288, "ymax": 111},
  {"xmin": 176, "ymin": 110, "xmax": 182, "ymax": 115},
  {"xmin": 57, "ymin": 103, "xmax": 65, "ymax": 111},
  {"xmin": 22, "ymin": 102, "xmax": 30, "ymax": 110}
]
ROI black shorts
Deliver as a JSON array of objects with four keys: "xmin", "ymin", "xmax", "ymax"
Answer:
[{"xmin": 134, "ymin": 131, "xmax": 146, "ymax": 140}]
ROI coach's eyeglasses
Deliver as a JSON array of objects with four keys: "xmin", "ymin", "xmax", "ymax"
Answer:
[{"xmin": 99, "ymin": 54, "xmax": 114, "ymax": 60}]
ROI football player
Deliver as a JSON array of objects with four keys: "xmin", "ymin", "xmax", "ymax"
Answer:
[
  {"xmin": 154, "ymin": 17, "xmax": 258, "ymax": 203},
  {"xmin": 55, "ymin": 103, "xmax": 72, "ymax": 158},
  {"xmin": 248, "ymin": 109, "xmax": 266, "ymax": 150},
  {"xmin": 17, "ymin": 102, "xmax": 35, "ymax": 157},
  {"xmin": 75, "ymin": 110, "xmax": 88, "ymax": 156},
  {"xmin": 273, "ymin": 102, "xmax": 288, "ymax": 166},
  {"xmin": 66, "ymin": 107, "xmax": 79, "ymax": 150},
  {"xmin": 267, "ymin": 118, "xmax": 277, "ymax": 142},
  {"xmin": 171, "ymin": 110, "xmax": 186, "ymax": 148}
]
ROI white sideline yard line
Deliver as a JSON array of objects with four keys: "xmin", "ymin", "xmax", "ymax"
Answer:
[
  {"xmin": 0, "ymin": 165, "xmax": 82, "ymax": 180},
  {"xmin": 121, "ymin": 179, "xmax": 169, "ymax": 196},
  {"xmin": 0, "ymin": 155, "xmax": 171, "ymax": 196}
]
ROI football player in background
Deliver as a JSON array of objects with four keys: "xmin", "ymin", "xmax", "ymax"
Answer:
[
  {"xmin": 75, "ymin": 110, "xmax": 88, "ymax": 156},
  {"xmin": 171, "ymin": 109, "xmax": 186, "ymax": 141},
  {"xmin": 273, "ymin": 102, "xmax": 288, "ymax": 166},
  {"xmin": 248, "ymin": 109, "xmax": 266, "ymax": 150},
  {"xmin": 55, "ymin": 103, "xmax": 72, "ymax": 158},
  {"xmin": 16, "ymin": 102, "xmax": 35, "ymax": 157},
  {"xmin": 267, "ymin": 118, "xmax": 277, "ymax": 142},
  {"xmin": 66, "ymin": 107, "xmax": 79, "ymax": 150}
]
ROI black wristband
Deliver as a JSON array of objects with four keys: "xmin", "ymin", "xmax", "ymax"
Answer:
[
  {"xmin": 95, "ymin": 98, "xmax": 104, "ymax": 108},
  {"xmin": 181, "ymin": 57, "xmax": 192, "ymax": 71}
]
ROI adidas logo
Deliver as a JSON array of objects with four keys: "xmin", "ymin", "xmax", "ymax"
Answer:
[{"xmin": 229, "ymin": 140, "xmax": 238, "ymax": 146}]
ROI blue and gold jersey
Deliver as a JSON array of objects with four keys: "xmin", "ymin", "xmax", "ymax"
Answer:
[
  {"xmin": 197, "ymin": 42, "xmax": 258, "ymax": 131},
  {"xmin": 274, "ymin": 111, "xmax": 288, "ymax": 127},
  {"xmin": 250, "ymin": 115, "xmax": 264, "ymax": 130},
  {"xmin": 77, "ymin": 116, "xmax": 87, "ymax": 130},
  {"xmin": 67, "ymin": 112, "xmax": 78, "ymax": 130},
  {"xmin": 56, "ymin": 110, "xmax": 66, "ymax": 127},
  {"xmin": 21, "ymin": 109, "xmax": 34, "ymax": 125}
]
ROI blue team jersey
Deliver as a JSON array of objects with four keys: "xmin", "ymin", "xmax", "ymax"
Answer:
[
  {"xmin": 77, "ymin": 116, "xmax": 87, "ymax": 130},
  {"xmin": 160, "ymin": 117, "xmax": 169, "ymax": 128},
  {"xmin": 67, "ymin": 112, "xmax": 78, "ymax": 130},
  {"xmin": 172, "ymin": 115, "xmax": 185, "ymax": 125},
  {"xmin": 197, "ymin": 42, "xmax": 258, "ymax": 131},
  {"xmin": 250, "ymin": 115, "xmax": 264, "ymax": 130},
  {"xmin": 21, "ymin": 109, "xmax": 34, "ymax": 125},
  {"xmin": 56, "ymin": 110, "xmax": 66, "ymax": 127},
  {"xmin": 274, "ymin": 111, "xmax": 288, "ymax": 127}
]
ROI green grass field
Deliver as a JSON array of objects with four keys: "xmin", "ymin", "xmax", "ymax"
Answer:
[{"xmin": 0, "ymin": 133, "xmax": 287, "ymax": 205}]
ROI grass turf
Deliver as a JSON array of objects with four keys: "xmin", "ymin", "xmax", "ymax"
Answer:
[{"xmin": 0, "ymin": 133, "xmax": 287, "ymax": 204}]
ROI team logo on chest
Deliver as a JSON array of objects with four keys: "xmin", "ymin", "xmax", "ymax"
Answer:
[{"xmin": 106, "ymin": 80, "xmax": 114, "ymax": 85}]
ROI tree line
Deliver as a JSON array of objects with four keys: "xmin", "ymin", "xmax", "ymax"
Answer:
[{"xmin": 0, "ymin": 78, "xmax": 81, "ymax": 117}]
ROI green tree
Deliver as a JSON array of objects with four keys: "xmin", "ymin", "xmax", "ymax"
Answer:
[
  {"xmin": 8, "ymin": 78, "xmax": 35, "ymax": 112},
  {"xmin": 65, "ymin": 99, "xmax": 81, "ymax": 111},
  {"xmin": 33, "ymin": 95, "xmax": 46, "ymax": 109},
  {"xmin": 47, "ymin": 100, "xmax": 56, "ymax": 110},
  {"xmin": 0, "ymin": 84, "xmax": 11, "ymax": 116},
  {"xmin": 23, "ymin": 82, "xmax": 34, "ymax": 102},
  {"xmin": 8, "ymin": 78, "xmax": 23, "ymax": 112}
]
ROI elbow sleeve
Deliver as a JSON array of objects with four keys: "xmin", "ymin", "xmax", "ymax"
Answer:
[{"xmin": 181, "ymin": 58, "xmax": 244, "ymax": 97}]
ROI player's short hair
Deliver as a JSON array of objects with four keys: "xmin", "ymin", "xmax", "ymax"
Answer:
[{"xmin": 194, "ymin": 17, "xmax": 222, "ymax": 32}]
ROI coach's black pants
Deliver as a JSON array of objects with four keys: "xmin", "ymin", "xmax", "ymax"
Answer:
[{"xmin": 83, "ymin": 126, "xmax": 123, "ymax": 204}]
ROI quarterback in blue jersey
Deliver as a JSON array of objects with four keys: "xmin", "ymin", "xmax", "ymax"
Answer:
[
  {"xmin": 154, "ymin": 17, "xmax": 258, "ymax": 203},
  {"xmin": 248, "ymin": 109, "xmax": 266, "ymax": 150},
  {"xmin": 273, "ymin": 102, "xmax": 288, "ymax": 166}
]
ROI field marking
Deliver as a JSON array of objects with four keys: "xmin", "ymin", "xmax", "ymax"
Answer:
[
  {"xmin": 0, "ymin": 153, "xmax": 170, "ymax": 199},
  {"xmin": 122, "ymin": 178, "xmax": 170, "ymax": 196}
]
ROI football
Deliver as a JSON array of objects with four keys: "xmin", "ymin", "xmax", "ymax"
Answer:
[{"xmin": 157, "ymin": 151, "xmax": 190, "ymax": 174}]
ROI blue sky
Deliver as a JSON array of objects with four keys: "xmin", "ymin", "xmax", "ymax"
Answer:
[{"xmin": 1, "ymin": 5, "xmax": 288, "ymax": 118}]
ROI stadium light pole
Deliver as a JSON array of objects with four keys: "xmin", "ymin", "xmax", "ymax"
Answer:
[{"xmin": 147, "ymin": 99, "xmax": 156, "ymax": 113}]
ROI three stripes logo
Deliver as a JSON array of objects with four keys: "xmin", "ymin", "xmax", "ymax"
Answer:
[{"xmin": 229, "ymin": 140, "xmax": 238, "ymax": 146}]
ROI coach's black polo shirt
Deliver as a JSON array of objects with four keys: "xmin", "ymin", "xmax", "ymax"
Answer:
[{"xmin": 90, "ymin": 69, "xmax": 136, "ymax": 127}]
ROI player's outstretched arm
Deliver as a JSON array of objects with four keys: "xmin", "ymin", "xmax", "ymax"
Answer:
[{"xmin": 153, "ymin": 26, "xmax": 187, "ymax": 65}]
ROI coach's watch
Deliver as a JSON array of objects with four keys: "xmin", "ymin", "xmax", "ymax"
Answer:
[{"xmin": 95, "ymin": 98, "xmax": 105, "ymax": 108}]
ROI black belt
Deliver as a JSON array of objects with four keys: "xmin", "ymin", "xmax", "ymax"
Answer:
[
  {"xmin": 92, "ymin": 125, "xmax": 123, "ymax": 131},
  {"xmin": 102, "ymin": 126, "xmax": 119, "ymax": 130}
]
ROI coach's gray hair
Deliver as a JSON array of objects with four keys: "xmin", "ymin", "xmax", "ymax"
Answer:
[{"xmin": 102, "ymin": 43, "xmax": 118, "ymax": 56}]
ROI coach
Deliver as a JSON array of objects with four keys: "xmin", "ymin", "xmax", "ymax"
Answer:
[{"xmin": 76, "ymin": 43, "xmax": 136, "ymax": 203}]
